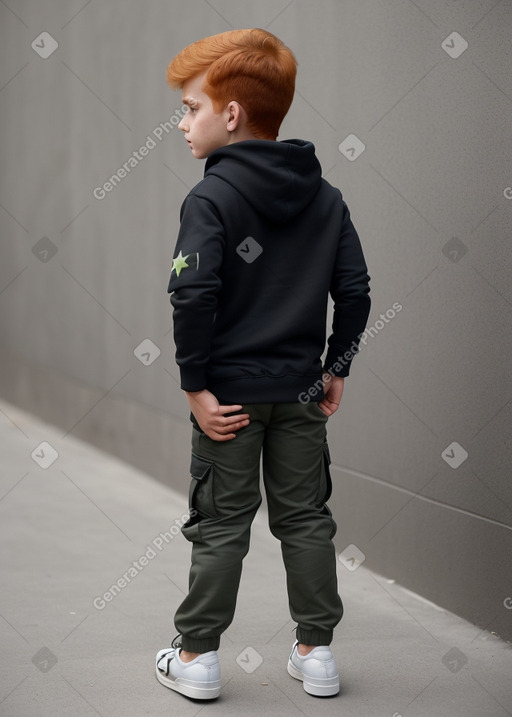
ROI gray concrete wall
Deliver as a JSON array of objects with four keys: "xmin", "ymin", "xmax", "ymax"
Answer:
[{"xmin": 1, "ymin": 0, "xmax": 511, "ymax": 641}]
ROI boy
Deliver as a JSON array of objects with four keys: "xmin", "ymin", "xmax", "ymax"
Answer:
[{"xmin": 156, "ymin": 28, "xmax": 371, "ymax": 700}]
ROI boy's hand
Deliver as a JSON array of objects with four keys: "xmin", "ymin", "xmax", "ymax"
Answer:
[
  {"xmin": 185, "ymin": 389, "xmax": 250, "ymax": 441},
  {"xmin": 318, "ymin": 376, "xmax": 345, "ymax": 416}
]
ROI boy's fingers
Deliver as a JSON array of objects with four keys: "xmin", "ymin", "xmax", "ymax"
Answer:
[
  {"xmin": 317, "ymin": 403, "xmax": 329, "ymax": 416},
  {"xmin": 218, "ymin": 421, "xmax": 249, "ymax": 436},
  {"xmin": 204, "ymin": 416, "xmax": 249, "ymax": 437},
  {"xmin": 318, "ymin": 399, "xmax": 338, "ymax": 416},
  {"xmin": 218, "ymin": 404, "xmax": 244, "ymax": 413},
  {"xmin": 221, "ymin": 413, "xmax": 250, "ymax": 426},
  {"xmin": 209, "ymin": 430, "xmax": 237, "ymax": 442}
]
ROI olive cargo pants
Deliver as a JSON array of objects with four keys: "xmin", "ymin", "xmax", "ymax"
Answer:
[{"xmin": 174, "ymin": 402, "xmax": 344, "ymax": 653}]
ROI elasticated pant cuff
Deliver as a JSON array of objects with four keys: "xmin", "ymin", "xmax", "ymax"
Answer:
[
  {"xmin": 180, "ymin": 635, "xmax": 220, "ymax": 652},
  {"xmin": 296, "ymin": 628, "xmax": 333, "ymax": 646}
]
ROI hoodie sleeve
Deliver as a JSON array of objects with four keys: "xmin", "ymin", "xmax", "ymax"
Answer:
[
  {"xmin": 167, "ymin": 193, "xmax": 225, "ymax": 392},
  {"xmin": 323, "ymin": 199, "xmax": 371, "ymax": 378}
]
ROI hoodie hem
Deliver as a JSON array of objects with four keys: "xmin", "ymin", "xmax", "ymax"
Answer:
[{"xmin": 208, "ymin": 374, "xmax": 324, "ymax": 404}]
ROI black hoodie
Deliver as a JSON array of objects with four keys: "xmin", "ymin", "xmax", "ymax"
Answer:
[{"xmin": 167, "ymin": 139, "xmax": 371, "ymax": 404}]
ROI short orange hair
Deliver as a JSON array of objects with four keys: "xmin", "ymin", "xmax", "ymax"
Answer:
[{"xmin": 167, "ymin": 29, "xmax": 297, "ymax": 139}]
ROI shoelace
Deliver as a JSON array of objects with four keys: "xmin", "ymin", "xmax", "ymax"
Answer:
[
  {"xmin": 171, "ymin": 633, "xmax": 182, "ymax": 649},
  {"xmin": 157, "ymin": 634, "xmax": 182, "ymax": 676}
]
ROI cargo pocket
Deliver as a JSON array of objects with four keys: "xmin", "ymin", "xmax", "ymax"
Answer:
[
  {"xmin": 187, "ymin": 452, "xmax": 216, "ymax": 520},
  {"xmin": 316, "ymin": 440, "xmax": 333, "ymax": 505}
]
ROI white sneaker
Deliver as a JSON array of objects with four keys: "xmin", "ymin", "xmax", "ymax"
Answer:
[
  {"xmin": 287, "ymin": 641, "xmax": 339, "ymax": 696},
  {"xmin": 156, "ymin": 646, "xmax": 221, "ymax": 700}
]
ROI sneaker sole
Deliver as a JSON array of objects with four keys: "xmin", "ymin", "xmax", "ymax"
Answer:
[
  {"xmin": 156, "ymin": 666, "xmax": 221, "ymax": 700},
  {"xmin": 287, "ymin": 660, "xmax": 339, "ymax": 697}
]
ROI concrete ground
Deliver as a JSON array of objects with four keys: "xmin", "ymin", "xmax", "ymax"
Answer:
[{"xmin": 1, "ymin": 398, "xmax": 511, "ymax": 717}]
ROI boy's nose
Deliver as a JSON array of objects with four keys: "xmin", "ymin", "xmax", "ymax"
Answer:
[{"xmin": 178, "ymin": 117, "xmax": 187, "ymax": 131}]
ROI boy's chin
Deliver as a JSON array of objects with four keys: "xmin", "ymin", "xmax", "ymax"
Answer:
[
  {"xmin": 188, "ymin": 141, "xmax": 227, "ymax": 159},
  {"xmin": 189, "ymin": 147, "xmax": 208, "ymax": 159}
]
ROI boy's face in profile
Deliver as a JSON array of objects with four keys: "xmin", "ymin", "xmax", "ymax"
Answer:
[{"xmin": 178, "ymin": 72, "xmax": 231, "ymax": 159}]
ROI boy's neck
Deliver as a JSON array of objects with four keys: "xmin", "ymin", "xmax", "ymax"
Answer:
[{"xmin": 226, "ymin": 127, "xmax": 275, "ymax": 144}]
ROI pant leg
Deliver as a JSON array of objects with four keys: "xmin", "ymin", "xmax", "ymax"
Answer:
[
  {"xmin": 262, "ymin": 402, "xmax": 343, "ymax": 646},
  {"xmin": 174, "ymin": 406, "xmax": 271, "ymax": 652}
]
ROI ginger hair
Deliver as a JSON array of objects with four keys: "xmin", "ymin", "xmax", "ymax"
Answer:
[{"xmin": 167, "ymin": 28, "xmax": 297, "ymax": 139}]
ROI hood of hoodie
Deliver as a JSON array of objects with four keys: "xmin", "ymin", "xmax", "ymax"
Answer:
[{"xmin": 203, "ymin": 139, "xmax": 322, "ymax": 225}]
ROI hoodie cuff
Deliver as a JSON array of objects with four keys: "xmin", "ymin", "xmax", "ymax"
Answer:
[
  {"xmin": 179, "ymin": 366, "xmax": 208, "ymax": 393},
  {"xmin": 323, "ymin": 347, "xmax": 359, "ymax": 378}
]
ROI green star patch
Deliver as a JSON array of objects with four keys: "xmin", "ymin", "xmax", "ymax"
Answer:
[{"xmin": 172, "ymin": 250, "xmax": 190, "ymax": 277}]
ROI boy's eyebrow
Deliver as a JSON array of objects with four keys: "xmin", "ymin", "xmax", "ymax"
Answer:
[{"xmin": 182, "ymin": 96, "xmax": 198, "ymax": 107}]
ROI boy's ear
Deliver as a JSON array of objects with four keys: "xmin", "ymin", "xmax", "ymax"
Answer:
[{"xmin": 226, "ymin": 101, "xmax": 245, "ymax": 132}]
